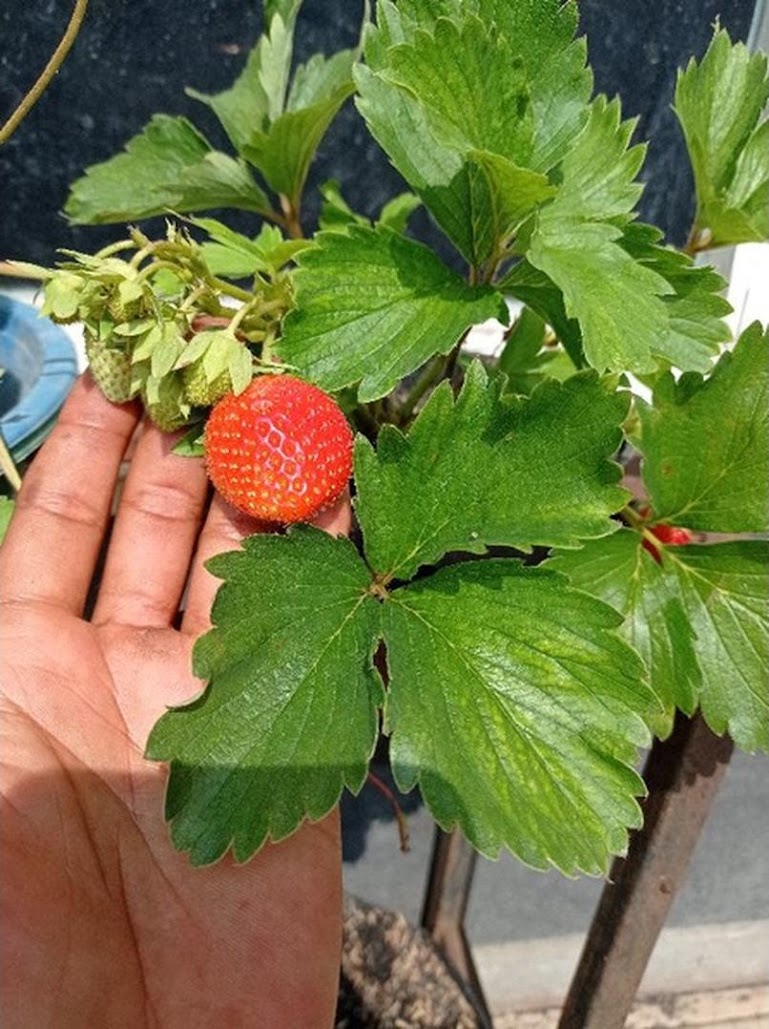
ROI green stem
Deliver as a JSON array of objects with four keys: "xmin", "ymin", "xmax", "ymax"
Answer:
[
  {"xmin": 621, "ymin": 505, "xmax": 661, "ymax": 553},
  {"xmin": 279, "ymin": 194, "xmax": 304, "ymax": 240},
  {"xmin": 682, "ymin": 222, "xmax": 713, "ymax": 257},
  {"xmin": 0, "ymin": 261, "xmax": 45, "ymax": 280},
  {"xmin": 129, "ymin": 243, "xmax": 158, "ymax": 269},
  {"xmin": 398, "ymin": 353, "xmax": 450, "ymax": 424},
  {"xmin": 621, "ymin": 504, "xmax": 645, "ymax": 529},
  {"xmin": 134, "ymin": 259, "xmax": 181, "ymax": 284},
  {"xmin": 179, "ymin": 285, "xmax": 208, "ymax": 312},
  {"xmin": 95, "ymin": 239, "xmax": 136, "ymax": 260},
  {"xmin": 209, "ymin": 276, "xmax": 254, "ymax": 303},
  {"xmin": 0, "ymin": 0, "xmax": 89, "ymax": 145},
  {"xmin": 0, "ymin": 433, "xmax": 22, "ymax": 493},
  {"xmin": 226, "ymin": 301, "xmax": 256, "ymax": 336}
]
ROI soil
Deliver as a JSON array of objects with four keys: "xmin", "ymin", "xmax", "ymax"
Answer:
[{"xmin": 336, "ymin": 895, "xmax": 482, "ymax": 1029}]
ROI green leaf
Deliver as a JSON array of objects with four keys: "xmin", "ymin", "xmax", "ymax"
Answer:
[
  {"xmin": 40, "ymin": 271, "xmax": 85, "ymax": 320},
  {"xmin": 355, "ymin": 63, "xmax": 476, "ymax": 260},
  {"xmin": 674, "ymin": 28, "xmax": 769, "ymax": 245},
  {"xmin": 187, "ymin": 12, "xmax": 295, "ymax": 150},
  {"xmin": 354, "ymin": 362, "xmax": 628, "ymax": 581},
  {"xmin": 467, "ymin": 151, "xmax": 558, "ymax": 263},
  {"xmin": 172, "ymin": 423, "xmax": 206, "ymax": 457},
  {"xmin": 317, "ymin": 181, "xmax": 420, "ymax": 235},
  {"xmin": 619, "ymin": 223, "xmax": 731, "ymax": 372},
  {"xmin": 65, "ymin": 116, "xmax": 270, "ymax": 224},
  {"xmin": 637, "ymin": 323, "xmax": 769, "ymax": 532},
  {"xmin": 479, "ymin": 0, "xmax": 592, "ymax": 172},
  {"xmin": 0, "ymin": 497, "xmax": 15, "ymax": 544},
  {"xmin": 380, "ymin": 16, "xmax": 534, "ymax": 167},
  {"xmin": 499, "ymin": 259, "xmax": 584, "ymax": 368},
  {"xmin": 497, "ymin": 306, "xmax": 546, "ymax": 378},
  {"xmin": 356, "ymin": 10, "xmax": 567, "ymax": 266},
  {"xmin": 552, "ymin": 535, "xmax": 769, "ymax": 751},
  {"xmin": 287, "ymin": 48, "xmax": 357, "ymax": 111},
  {"xmin": 495, "ymin": 306, "xmax": 572, "ymax": 396},
  {"xmin": 146, "ymin": 527, "xmax": 383, "ymax": 865},
  {"xmin": 377, "ymin": 191, "xmax": 421, "ymax": 232},
  {"xmin": 243, "ymin": 85, "xmax": 355, "ymax": 205},
  {"xmin": 528, "ymin": 98, "xmax": 673, "ymax": 374},
  {"xmin": 381, "ymin": 560, "xmax": 652, "ymax": 872},
  {"xmin": 550, "ymin": 530, "xmax": 701, "ymax": 739},
  {"xmin": 377, "ymin": 0, "xmax": 592, "ymax": 172},
  {"xmin": 192, "ymin": 217, "xmax": 309, "ymax": 277},
  {"xmin": 276, "ymin": 225, "xmax": 506, "ymax": 401},
  {"xmin": 667, "ymin": 543, "xmax": 769, "ymax": 751},
  {"xmin": 318, "ymin": 179, "xmax": 369, "ymax": 232},
  {"xmin": 264, "ymin": 0, "xmax": 303, "ymax": 31},
  {"xmin": 175, "ymin": 152, "xmax": 273, "ymax": 215}
]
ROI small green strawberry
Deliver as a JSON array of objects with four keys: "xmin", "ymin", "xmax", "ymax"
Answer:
[
  {"xmin": 106, "ymin": 279, "xmax": 149, "ymax": 323},
  {"xmin": 85, "ymin": 333, "xmax": 134, "ymax": 403},
  {"xmin": 143, "ymin": 374, "xmax": 191, "ymax": 432},
  {"xmin": 146, "ymin": 400, "xmax": 190, "ymax": 433},
  {"xmin": 181, "ymin": 363, "xmax": 233, "ymax": 407},
  {"xmin": 204, "ymin": 375, "xmax": 353, "ymax": 523},
  {"xmin": 178, "ymin": 329, "xmax": 253, "ymax": 408}
]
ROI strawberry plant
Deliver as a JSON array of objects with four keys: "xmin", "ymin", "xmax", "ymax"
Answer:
[{"xmin": 16, "ymin": 1, "xmax": 768, "ymax": 872}]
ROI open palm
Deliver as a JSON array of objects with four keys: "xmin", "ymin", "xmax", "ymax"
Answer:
[{"xmin": 1, "ymin": 377, "xmax": 345, "ymax": 1028}]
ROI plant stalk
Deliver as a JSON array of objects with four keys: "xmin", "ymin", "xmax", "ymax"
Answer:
[
  {"xmin": 0, "ymin": 0, "xmax": 90, "ymax": 145},
  {"xmin": 0, "ymin": 434, "xmax": 22, "ymax": 493},
  {"xmin": 279, "ymin": 194, "xmax": 304, "ymax": 240},
  {"xmin": 398, "ymin": 353, "xmax": 450, "ymax": 424},
  {"xmin": 0, "ymin": 261, "xmax": 44, "ymax": 280}
]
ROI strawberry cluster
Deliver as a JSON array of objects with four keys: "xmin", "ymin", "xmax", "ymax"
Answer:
[
  {"xmin": 35, "ymin": 228, "xmax": 353, "ymax": 525},
  {"xmin": 35, "ymin": 226, "xmax": 291, "ymax": 431}
]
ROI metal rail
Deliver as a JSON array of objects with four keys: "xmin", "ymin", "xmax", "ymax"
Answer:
[{"xmin": 558, "ymin": 712, "xmax": 734, "ymax": 1029}]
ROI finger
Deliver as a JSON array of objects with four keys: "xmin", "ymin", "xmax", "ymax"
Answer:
[
  {"xmin": 181, "ymin": 491, "xmax": 352, "ymax": 638},
  {"xmin": 311, "ymin": 490, "xmax": 353, "ymax": 537},
  {"xmin": 91, "ymin": 422, "xmax": 210, "ymax": 628},
  {"xmin": 0, "ymin": 375, "xmax": 139, "ymax": 614},
  {"xmin": 179, "ymin": 494, "xmax": 269, "ymax": 638}
]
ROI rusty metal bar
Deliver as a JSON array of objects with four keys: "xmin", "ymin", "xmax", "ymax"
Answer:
[
  {"xmin": 558, "ymin": 711, "xmax": 734, "ymax": 1029},
  {"xmin": 421, "ymin": 827, "xmax": 494, "ymax": 1028}
]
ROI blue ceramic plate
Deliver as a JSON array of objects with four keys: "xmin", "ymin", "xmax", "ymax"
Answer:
[{"xmin": 0, "ymin": 295, "xmax": 79, "ymax": 461}]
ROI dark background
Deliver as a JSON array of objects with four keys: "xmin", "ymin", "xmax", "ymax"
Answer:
[{"xmin": 0, "ymin": 0, "xmax": 758, "ymax": 268}]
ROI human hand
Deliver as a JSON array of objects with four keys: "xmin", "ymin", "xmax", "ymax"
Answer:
[{"xmin": 1, "ymin": 376, "xmax": 347, "ymax": 1028}]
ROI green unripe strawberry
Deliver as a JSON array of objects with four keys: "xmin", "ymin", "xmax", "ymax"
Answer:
[
  {"xmin": 106, "ymin": 291, "xmax": 147, "ymax": 324},
  {"xmin": 146, "ymin": 400, "xmax": 190, "ymax": 433},
  {"xmin": 181, "ymin": 362, "xmax": 233, "ymax": 407},
  {"xmin": 85, "ymin": 333, "xmax": 134, "ymax": 403},
  {"xmin": 141, "ymin": 371, "xmax": 191, "ymax": 433}
]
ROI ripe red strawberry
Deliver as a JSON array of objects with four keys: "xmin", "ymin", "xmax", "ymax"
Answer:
[
  {"xmin": 204, "ymin": 375, "xmax": 353, "ymax": 523},
  {"xmin": 642, "ymin": 523, "xmax": 693, "ymax": 563}
]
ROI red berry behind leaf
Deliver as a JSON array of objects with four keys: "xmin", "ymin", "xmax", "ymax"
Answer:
[
  {"xmin": 650, "ymin": 524, "xmax": 693, "ymax": 546},
  {"xmin": 642, "ymin": 523, "xmax": 693, "ymax": 563},
  {"xmin": 204, "ymin": 375, "xmax": 353, "ymax": 523}
]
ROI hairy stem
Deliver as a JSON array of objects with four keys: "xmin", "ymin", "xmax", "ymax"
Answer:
[
  {"xmin": 398, "ymin": 353, "xmax": 451, "ymax": 424},
  {"xmin": 0, "ymin": 0, "xmax": 90, "ymax": 144},
  {"xmin": 366, "ymin": 771, "xmax": 410, "ymax": 853},
  {"xmin": 208, "ymin": 277, "xmax": 254, "ymax": 303},
  {"xmin": 0, "ymin": 261, "xmax": 45, "ymax": 280},
  {"xmin": 279, "ymin": 194, "xmax": 304, "ymax": 240}
]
